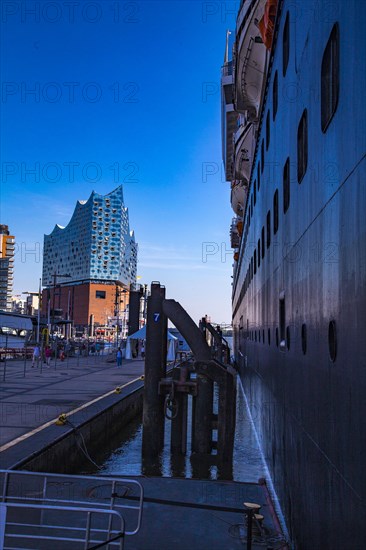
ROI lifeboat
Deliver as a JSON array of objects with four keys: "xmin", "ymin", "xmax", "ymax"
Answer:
[
  {"xmin": 233, "ymin": 122, "xmax": 255, "ymax": 181},
  {"xmin": 234, "ymin": 0, "xmax": 267, "ymax": 119},
  {"xmin": 258, "ymin": 0, "xmax": 278, "ymax": 50},
  {"xmin": 231, "ymin": 180, "xmax": 248, "ymax": 216}
]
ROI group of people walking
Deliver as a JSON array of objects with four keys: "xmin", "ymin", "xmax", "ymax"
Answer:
[
  {"xmin": 31, "ymin": 344, "xmax": 52, "ymax": 367},
  {"xmin": 31, "ymin": 340, "xmax": 146, "ymax": 370}
]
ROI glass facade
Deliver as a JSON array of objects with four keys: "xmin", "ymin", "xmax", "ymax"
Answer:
[{"xmin": 43, "ymin": 186, "xmax": 137, "ymax": 287}]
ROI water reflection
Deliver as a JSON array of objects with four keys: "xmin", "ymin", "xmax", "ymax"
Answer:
[{"xmin": 86, "ymin": 383, "xmax": 265, "ymax": 482}]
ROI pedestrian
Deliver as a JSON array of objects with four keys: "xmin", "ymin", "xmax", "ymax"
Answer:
[
  {"xmin": 116, "ymin": 347, "xmax": 122, "ymax": 368},
  {"xmin": 96, "ymin": 342, "xmax": 101, "ymax": 356},
  {"xmin": 141, "ymin": 343, "xmax": 145, "ymax": 359},
  {"xmin": 45, "ymin": 345, "xmax": 52, "ymax": 367},
  {"xmin": 32, "ymin": 344, "xmax": 40, "ymax": 368}
]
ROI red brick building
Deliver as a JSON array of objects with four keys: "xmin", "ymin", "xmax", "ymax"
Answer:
[{"xmin": 42, "ymin": 281, "xmax": 129, "ymax": 327}]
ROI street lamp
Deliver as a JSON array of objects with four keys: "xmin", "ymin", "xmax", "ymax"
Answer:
[
  {"xmin": 52, "ymin": 272, "xmax": 71, "ymax": 334},
  {"xmin": 115, "ymin": 286, "xmax": 127, "ymax": 348},
  {"xmin": 23, "ymin": 281, "xmax": 42, "ymax": 343}
]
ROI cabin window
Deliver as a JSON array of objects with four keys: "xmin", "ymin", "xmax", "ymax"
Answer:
[
  {"xmin": 283, "ymin": 158, "xmax": 290, "ymax": 213},
  {"xmin": 261, "ymin": 226, "xmax": 265, "ymax": 258},
  {"xmin": 254, "ymin": 250, "xmax": 257, "ymax": 274},
  {"xmin": 297, "ymin": 109, "xmax": 308, "ymax": 183},
  {"xmin": 279, "ymin": 292, "xmax": 286, "ymax": 350},
  {"xmin": 266, "ymin": 210, "xmax": 271, "ymax": 248},
  {"xmin": 96, "ymin": 290, "xmax": 106, "ymax": 299},
  {"xmin": 273, "ymin": 189, "xmax": 279, "ymax": 234},
  {"xmin": 301, "ymin": 323, "xmax": 307, "ymax": 355},
  {"xmin": 251, "ymin": 194, "xmax": 253, "ymax": 215},
  {"xmin": 261, "ymin": 140, "xmax": 264, "ymax": 173},
  {"xmin": 275, "ymin": 327, "xmax": 279, "ymax": 347},
  {"xmin": 328, "ymin": 320, "xmax": 337, "ymax": 362},
  {"xmin": 251, "ymin": 257, "xmax": 253, "ymax": 280},
  {"xmin": 257, "ymin": 239, "xmax": 261, "ymax": 268},
  {"xmin": 257, "ymin": 163, "xmax": 260, "ymax": 190},
  {"xmin": 321, "ymin": 24, "xmax": 339, "ymax": 132},
  {"xmin": 254, "ymin": 180, "xmax": 257, "ymax": 205},
  {"xmin": 266, "ymin": 111, "xmax": 270, "ymax": 149},
  {"xmin": 283, "ymin": 12, "xmax": 290, "ymax": 76},
  {"xmin": 268, "ymin": 328, "xmax": 271, "ymax": 346},
  {"xmin": 273, "ymin": 71, "xmax": 278, "ymax": 120},
  {"xmin": 286, "ymin": 326, "xmax": 291, "ymax": 350}
]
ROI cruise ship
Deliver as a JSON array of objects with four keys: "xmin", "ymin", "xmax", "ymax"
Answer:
[{"xmin": 221, "ymin": 0, "xmax": 366, "ymax": 547}]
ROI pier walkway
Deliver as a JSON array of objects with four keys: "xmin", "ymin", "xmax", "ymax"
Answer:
[{"xmin": 0, "ymin": 354, "xmax": 145, "ymax": 468}]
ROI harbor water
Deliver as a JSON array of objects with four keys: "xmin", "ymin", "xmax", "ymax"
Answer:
[{"xmin": 82, "ymin": 380, "xmax": 265, "ymax": 483}]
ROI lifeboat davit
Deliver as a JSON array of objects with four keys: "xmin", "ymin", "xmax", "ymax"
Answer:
[{"xmin": 230, "ymin": 217, "xmax": 243, "ymax": 249}]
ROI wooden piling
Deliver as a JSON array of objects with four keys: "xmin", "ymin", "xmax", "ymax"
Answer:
[
  {"xmin": 142, "ymin": 282, "xmax": 167, "ymax": 457},
  {"xmin": 192, "ymin": 373, "xmax": 213, "ymax": 454}
]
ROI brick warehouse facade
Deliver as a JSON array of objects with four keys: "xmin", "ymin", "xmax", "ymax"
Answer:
[{"xmin": 41, "ymin": 281, "xmax": 129, "ymax": 327}]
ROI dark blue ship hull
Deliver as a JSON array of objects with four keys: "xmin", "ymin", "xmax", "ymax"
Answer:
[{"xmin": 230, "ymin": 1, "xmax": 366, "ymax": 547}]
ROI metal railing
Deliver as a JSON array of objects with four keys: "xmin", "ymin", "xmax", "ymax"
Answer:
[
  {"xmin": 1, "ymin": 502, "xmax": 125, "ymax": 549},
  {"xmin": 0, "ymin": 470, "xmax": 144, "ymax": 549}
]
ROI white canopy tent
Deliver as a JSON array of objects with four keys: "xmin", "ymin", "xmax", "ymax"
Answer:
[{"xmin": 125, "ymin": 325, "xmax": 178, "ymax": 360}]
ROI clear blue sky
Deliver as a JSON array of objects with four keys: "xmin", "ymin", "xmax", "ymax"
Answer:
[{"xmin": 1, "ymin": 0, "xmax": 237, "ymax": 324}]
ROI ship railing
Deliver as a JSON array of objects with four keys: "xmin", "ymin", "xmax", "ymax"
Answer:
[
  {"xmin": 0, "ymin": 469, "xmax": 144, "ymax": 548},
  {"xmin": 221, "ymin": 61, "xmax": 233, "ymax": 77},
  {"xmin": 1, "ymin": 501, "xmax": 125, "ymax": 549}
]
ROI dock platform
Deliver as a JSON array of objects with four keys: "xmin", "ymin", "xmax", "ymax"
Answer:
[{"xmin": 0, "ymin": 355, "xmax": 145, "ymax": 470}]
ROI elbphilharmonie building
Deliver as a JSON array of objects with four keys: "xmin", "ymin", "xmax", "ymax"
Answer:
[{"xmin": 42, "ymin": 186, "xmax": 137, "ymax": 327}]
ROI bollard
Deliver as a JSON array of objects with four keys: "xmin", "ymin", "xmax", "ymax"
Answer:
[
  {"xmin": 142, "ymin": 282, "xmax": 167, "ymax": 457},
  {"xmin": 243, "ymin": 502, "xmax": 261, "ymax": 550}
]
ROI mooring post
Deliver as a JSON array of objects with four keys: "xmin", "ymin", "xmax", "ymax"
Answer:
[
  {"xmin": 128, "ymin": 287, "xmax": 142, "ymax": 336},
  {"xmin": 142, "ymin": 282, "xmax": 167, "ymax": 457},
  {"xmin": 217, "ymin": 368, "xmax": 236, "ymax": 463},
  {"xmin": 192, "ymin": 372, "xmax": 213, "ymax": 453}
]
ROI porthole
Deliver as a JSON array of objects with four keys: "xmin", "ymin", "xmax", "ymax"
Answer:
[
  {"xmin": 261, "ymin": 140, "xmax": 264, "ymax": 173},
  {"xmin": 286, "ymin": 326, "xmax": 290, "ymax": 350},
  {"xmin": 301, "ymin": 323, "xmax": 307, "ymax": 355},
  {"xmin": 273, "ymin": 71, "xmax": 278, "ymax": 121},
  {"xmin": 321, "ymin": 24, "xmax": 339, "ymax": 133},
  {"xmin": 283, "ymin": 12, "xmax": 290, "ymax": 77},
  {"xmin": 328, "ymin": 320, "xmax": 337, "ymax": 362}
]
